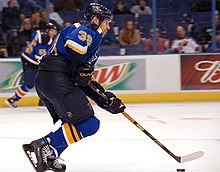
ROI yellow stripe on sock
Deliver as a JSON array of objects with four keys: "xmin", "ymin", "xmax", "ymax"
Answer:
[
  {"xmin": 16, "ymin": 87, "xmax": 27, "ymax": 97},
  {"xmin": 63, "ymin": 123, "xmax": 75, "ymax": 144},
  {"xmin": 72, "ymin": 125, "xmax": 81, "ymax": 141},
  {"xmin": 18, "ymin": 86, "xmax": 27, "ymax": 94}
]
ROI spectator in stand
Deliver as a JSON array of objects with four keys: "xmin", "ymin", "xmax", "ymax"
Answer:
[
  {"xmin": 171, "ymin": 26, "xmax": 200, "ymax": 53},
  {"xmin": 2, "ymin": 0, "xmax": 22, "ymax": 32},
  {"xmin": 144, "ymin": 28, "xmax": 170, "ymax": 54},
  {"xmin": 119, "ymin": 19, "xmax": 141, "ymax": 45},
  {"xmin": 64, "ymin": 22, "xmax": 72, "ymax": 28},
  {"xmin": 30, "ymin": 11, "xmax": 41, "ymax": 30},
  {"xmin": 16, "ymin": 0, "xmax": 25, "ymax": 11},
  {"xmin": 0, "ymin": 0, "xmax": 20, "ymax": 12},
  {"xmin": 130, "ymin": 0, "xmax": 152, "ymax": 15},
  {"xmin": 49, "ymin": 2, "xmax": 64, "ymax": 30},
  {"xmin": 39, "ymin": 9, "xmax": 57, "ymax": 31},
  {"xmin": 207, "ymin": 14, "xmax": 220, "ymax": 31},
  {"xmin": 0, "ymin": 39, "xmax": 8, "ymax": 58},
  {"xmin": 208, "ymin": 30, "xmax": 220, "ymax": 52},
  {"xmin": 215, "ymin": 13, "xmax": 220, "ymax": 31},
  {"xmin": 2, "ymin": 0, "xmax": 23, "ymax": 56},
  {"xmin": 23, "ymin": 0, "xmax": 42, "ymax": 16},
  {"xmin": 198, "ymin": 14, "xmax": 220, "ymax": 47},
  {"xmin": 19, "ymin": 0, "xmax": 44, "ymax": 12},
  {"xmin": 113, "ymin": 0, "xmax": 133, "ymax": 15},
  {"xmin": 39, "ymin": 9, "xmax": 48, "ymax": 30},
  {"xmin": 54, "ymin": 0, "xmax": 83, "ymax": 11},
  {"xmin": 13, "ymin": 18, "xmax": 34, "ymax": 56}
]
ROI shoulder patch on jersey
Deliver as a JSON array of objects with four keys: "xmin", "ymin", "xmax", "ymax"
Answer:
[
  {"xmin": 74, "ymin": 22, "xmax": 81, "ymax": 28},
  {"xmin": 97, "ymin": 27, "xmax": 102, "ymax": 34}
]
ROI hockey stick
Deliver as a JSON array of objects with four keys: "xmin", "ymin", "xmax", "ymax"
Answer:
[
  {"xmin": 88, "ymin": 82, "xmax": 204, "ymax": 163},
  {"xmin": 121, "ymin": 111, "xmax": 204, "ymax": 163}
]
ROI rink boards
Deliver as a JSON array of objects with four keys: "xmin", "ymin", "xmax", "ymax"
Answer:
[{"xmin": 0, "ymin": 53, "xmax": 220, "ymax": 107}]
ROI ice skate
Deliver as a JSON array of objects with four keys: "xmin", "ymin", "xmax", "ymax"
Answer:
[
  {"xmin": 5, "ymin": 97, "xmax": 17, "ymax": 108},
  {"xmin": 47, "ymin": 158, "xmax": 66, "ymax": 172},
  {"xmin": 22, "ymin": 138, "xmax": 66, "ymax": 172}
]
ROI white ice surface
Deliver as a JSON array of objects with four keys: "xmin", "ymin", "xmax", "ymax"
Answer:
[{"xmin": 0, "ymin": 102, "xmax": 220, "ymax": 172}]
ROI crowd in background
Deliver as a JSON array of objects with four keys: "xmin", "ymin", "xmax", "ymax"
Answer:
[{"xmin": 0, "ymin": 0, "xmax": 220, "ymax": 57}]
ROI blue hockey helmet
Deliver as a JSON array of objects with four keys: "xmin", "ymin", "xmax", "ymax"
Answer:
[
  {"xmin": 46, "ymin": 22, "xmax": 57, "ymax": 30},
  {"xmin": 84, "ymin": 3, "xmax": 113, "ymax": 22}
]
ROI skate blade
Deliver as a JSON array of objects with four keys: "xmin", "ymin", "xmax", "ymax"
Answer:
[{"xmin": 22, "ymin": 144, "xmax": 39, "ymax": 172}]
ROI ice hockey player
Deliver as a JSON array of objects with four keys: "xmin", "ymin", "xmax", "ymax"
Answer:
[
  {"xmin": 5, "ymin": 23, "xmax": 57, "ymax": 108},
  {"xmin": 22, "ymin": 3, "xmax": 126, "ymax": 172}
]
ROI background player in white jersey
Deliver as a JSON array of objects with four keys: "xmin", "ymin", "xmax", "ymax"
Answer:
[
  {"xmin": 5, "ymin": 23, "xmax": 57, "ymax": 108},
  {"xmin": 22, "ymin": 3, "xmax": 126, "ymax": 172}
]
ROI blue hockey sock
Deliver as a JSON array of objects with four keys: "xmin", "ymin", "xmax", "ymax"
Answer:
[
  {"xmin": 14, "ymin": 84, "xmax": 29, "ymax": 101},
  {"xmin": 48, "ymin": 123, "xmax": 81, "ymax": 156},
  {"xmin": 47, "ymin": 116, "xmax": 100, "ymax": 156}
]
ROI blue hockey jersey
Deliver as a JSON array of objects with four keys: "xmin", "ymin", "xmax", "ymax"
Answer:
[
  {"xmin": 22, "ymin": 30, "xmax": 53, "ymax": 65},
  {"xmin": 51, "ymin": 21, "xmax": 103, "ymax": 67}
]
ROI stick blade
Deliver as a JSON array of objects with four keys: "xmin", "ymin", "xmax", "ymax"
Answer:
[{"xmin": 180, "ymin": 151, "xmax": 204, "ymax": 163}]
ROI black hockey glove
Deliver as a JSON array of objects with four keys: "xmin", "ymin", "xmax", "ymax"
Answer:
[
  {"xmin": 74, "ymin": 63, "xmax": 94, "ymax": 87},
  {"xmin": 97, "ymin": 92, "xmax": 126, "ymax": 114}
]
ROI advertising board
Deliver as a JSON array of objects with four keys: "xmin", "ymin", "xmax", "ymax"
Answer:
[{"xmin": 181, "ymin": 54, "xmax": 220, "ymax": 90}]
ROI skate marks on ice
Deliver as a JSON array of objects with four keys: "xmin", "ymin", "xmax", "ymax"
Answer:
[{"xmin": 0, "ymin": 102, "xmax": 219, "ymax": 172}]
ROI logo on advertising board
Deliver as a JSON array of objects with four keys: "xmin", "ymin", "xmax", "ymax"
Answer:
[
  {"xmin": 0, "ymin": 61, "xmax": 137, "ymax": 92},
  {"xmin": 0, "ymin": 69, "xmax": 23, "ymax": 91},
  {"xmin": 181, "ymin": 54, "xmax": 220, "ymax": 90},
  {"xmin": 94, "ymin": 62, "xmax": 136, "ymax": 89}
]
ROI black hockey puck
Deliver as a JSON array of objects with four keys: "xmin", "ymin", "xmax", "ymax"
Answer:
[{"xmin": 177, "ymin": 169, "xmax": 185, "ymax": 172}]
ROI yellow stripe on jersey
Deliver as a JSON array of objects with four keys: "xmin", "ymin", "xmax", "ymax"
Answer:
[
  {"xmin": 36, "ymin": 30, "xmax": 42, "ymax": 43},
  {"xmin": 52, "ymin": 46, "xmax": 58, "ymax": 55},
  {"xmin": 35, "ymin": 55, "xmax": 42, "ymax": 60},
  {"xmin": 64, "ymin": 40, "xmax": 87, "ymax": 55},
  {"xmin": 48, "ymin": 38, "xmax": 53, "ymax": 45},
  {"xmin": 22, "ymin": 53, "xmax": 39, "ymax": 65},
  {"xmin": 25, "ymin": 39, "xmax": 37, "ymax": 54}
]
